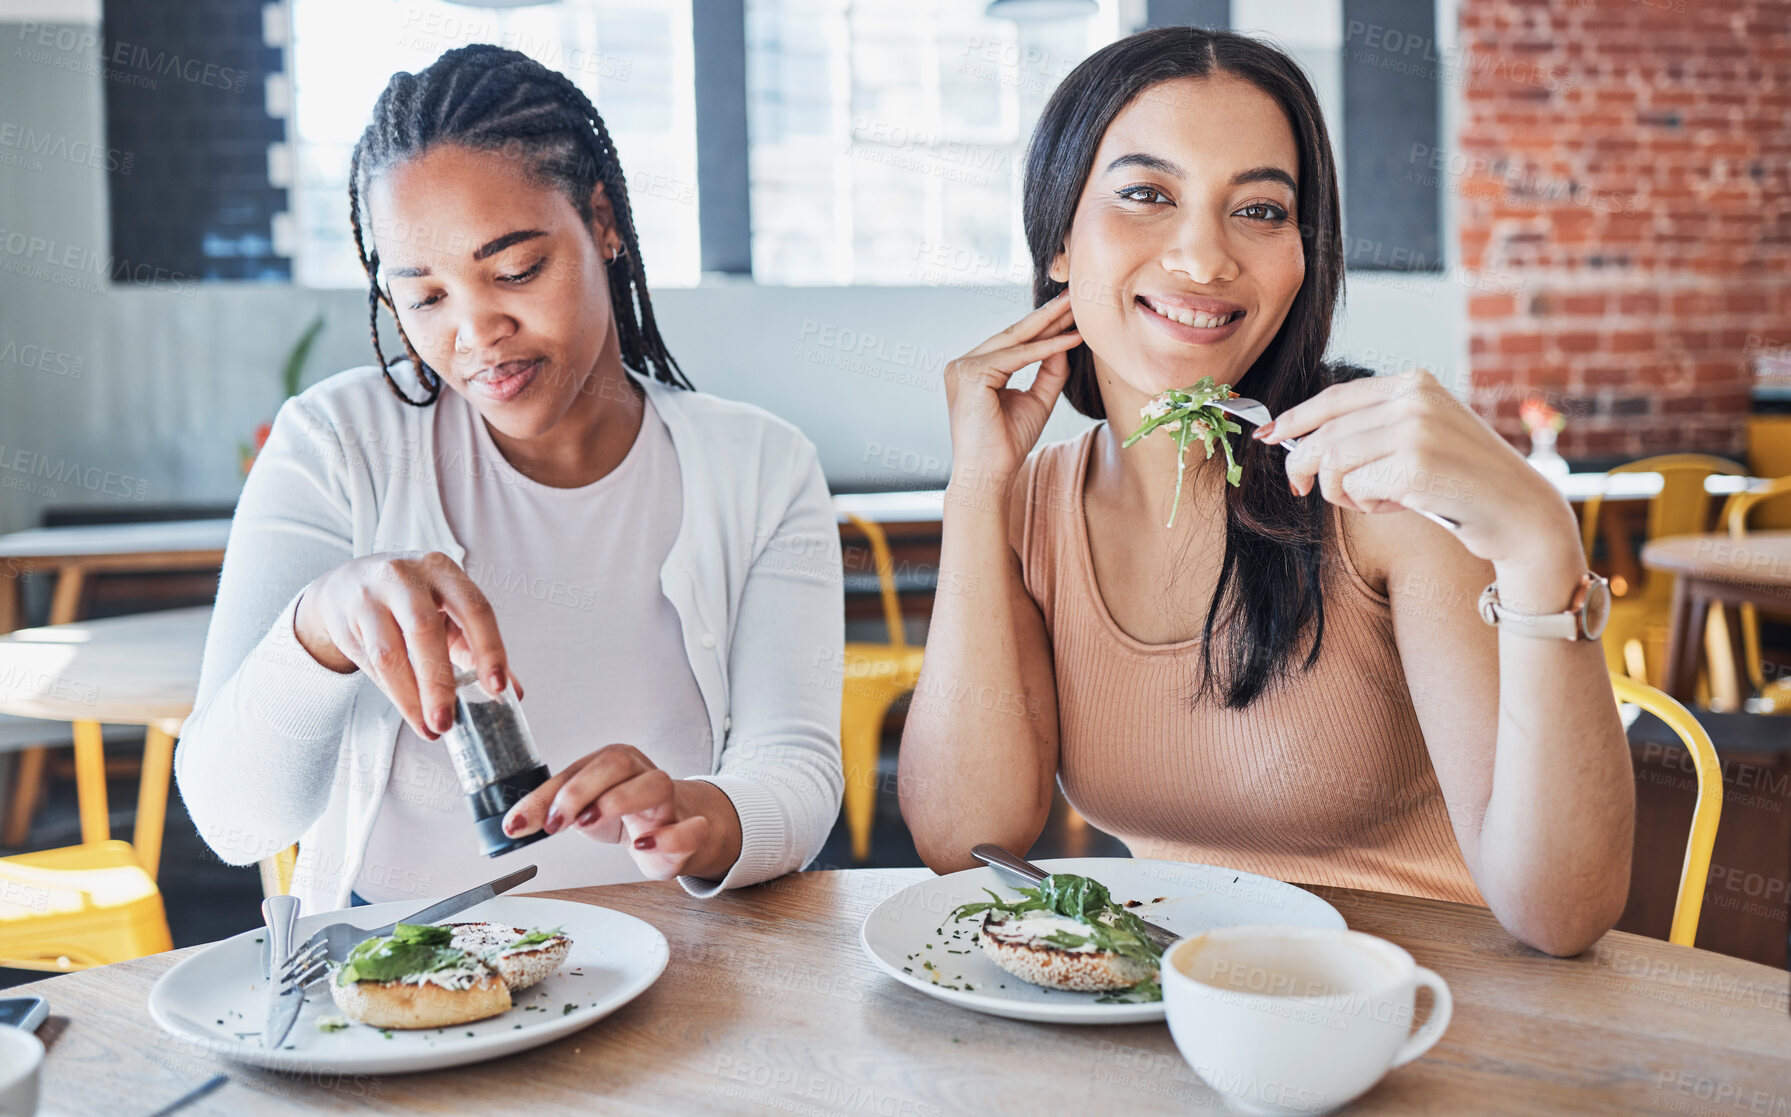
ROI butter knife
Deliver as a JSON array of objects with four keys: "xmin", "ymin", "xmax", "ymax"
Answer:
[
  {"xmin": 261, "ymin": 894, "xmax": 302, "ymax": 1049},
  {"xmin": 970, "ymin": 844, "xmax": 1182, "ymax": 953}
]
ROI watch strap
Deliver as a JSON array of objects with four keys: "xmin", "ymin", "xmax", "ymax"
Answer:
[{"xmin": 1477, "ymin": 580, "xmax": 1588, "ymax": 641}]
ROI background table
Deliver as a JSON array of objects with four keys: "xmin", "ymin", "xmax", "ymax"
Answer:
[
  {"xmin": 1640, "ymin": 531, "xmax": 1791, "ymax": 702},
  {"xmin": 0, "ymin": 521, "xmax": 227, "ymax": 846},
  {"xmin": 0, "ymin": 607, "xmax": 210, "ymax": 877},
  {"xmin": 0, "ymin": 520, "xmax": 230, "ymax": 636},
  {"xmin": 11, "ymin": 868, "xmax": 1788, "ymax": 1115}
]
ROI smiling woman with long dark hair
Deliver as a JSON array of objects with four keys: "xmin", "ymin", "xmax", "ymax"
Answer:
[
  {"xmin": 176, "ymin": 45, "xmax": 842, "ymax": 910},
  {"xmin": 899, "ymin": 28, "xmax": 1635, "ymax": 957}
]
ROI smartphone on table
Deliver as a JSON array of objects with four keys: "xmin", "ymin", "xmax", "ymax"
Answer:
[{"xmin": 0, "ymin": 997, "xmax": 46, "ymax": 1033}]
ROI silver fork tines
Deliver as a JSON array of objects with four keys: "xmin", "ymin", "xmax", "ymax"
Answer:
[{"xmin": 277, "ymin": 935, "xmax": 335, "ymax": 987}]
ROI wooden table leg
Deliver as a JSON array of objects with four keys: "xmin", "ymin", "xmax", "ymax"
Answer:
[
  {"xmin": 1662, "ymin": 576, "xmax": 1690, "ymax": 698},
  {"xmin": 0, "ymin": 569, "xmax": 20, "ymax": 636},
  {"xmin": 2, "ymin": 746, "xmax": 46, "ymax": 847},
  {"xmin": 71, "ymin": 720, "xmax": 109, "ymax": 845},
  {"xmin": 46, "ymin": 566, "xmax": 85, "ymax": 627},
  {"xmin": 133, "ymin": 724, "xmax": 175, "ymax": 880}
]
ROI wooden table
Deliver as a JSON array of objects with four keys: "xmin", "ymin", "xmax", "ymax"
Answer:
[
  {"xmin": 0, "ymin": 520, "xmax": 230, "ymax": 636},
  {"xmin": 1641, "ymin": 531, "xmax": 1791, "ymax": 702},
  {"xmin": 0, "ymin": 607, "xmax": 210, "ymax": 877},
  {"xmin": 0, "ymin": 520, "xmax": 227, "ymax": 845},
  {"xmin": 11, "ymin": 869, "xmax": 1788, "ymax": 1115}
]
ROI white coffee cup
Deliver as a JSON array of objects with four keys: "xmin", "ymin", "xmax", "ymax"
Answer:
[
  {"xmin": 1162, "ymin": 925, "xmax": 1452, "ymax": 1116},
  {"xmin": 0, "ymin": 1026, "xmax": 42, "ymax": 1117}
]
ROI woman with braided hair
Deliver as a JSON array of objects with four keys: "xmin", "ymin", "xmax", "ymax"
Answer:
[{"xmin": 176, "ymin": 46, "xmax": 844, "ymax": 910}]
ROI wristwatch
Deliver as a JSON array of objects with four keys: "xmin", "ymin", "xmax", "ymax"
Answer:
[{"xmin": 1477, "ymin": 570, "xmax": 1611, "ymax": 641}]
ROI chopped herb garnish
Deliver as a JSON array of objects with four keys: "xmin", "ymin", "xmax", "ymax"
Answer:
[{"xmin": 1097, "ymin": 978, "xmax": 1164, "ymax": 1005}]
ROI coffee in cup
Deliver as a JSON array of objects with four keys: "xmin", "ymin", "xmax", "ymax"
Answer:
[{"xmin": 1162, "ymin": 925, "xmax": 1452, "ymax": 1115}]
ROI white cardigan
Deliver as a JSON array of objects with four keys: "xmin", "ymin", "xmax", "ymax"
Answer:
[{"xmin": 175, "ymin": 363, "xmax": 844, "ymax": 912}]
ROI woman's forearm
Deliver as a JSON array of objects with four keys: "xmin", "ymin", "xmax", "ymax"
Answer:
[
  {"xmin": 1475, "ymin": 544, "xmax": 1637, "ymax": 956},
  {"xmin": 897, "ymin": 475, "xmax": 1057, "ymax": 871}
]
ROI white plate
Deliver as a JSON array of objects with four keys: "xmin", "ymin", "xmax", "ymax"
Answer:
[
  {"xmin": 860, "ymin": 858, "xmax": 1344, "ymax": 1024},
  {"xmin": 148, "ymin": 896, "xmax": 667, "ymax": 1075}
]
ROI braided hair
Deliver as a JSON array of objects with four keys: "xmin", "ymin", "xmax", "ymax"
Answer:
[{"xmin": 347, "ymin": 44, "xmax": 691, "ymax": 406}]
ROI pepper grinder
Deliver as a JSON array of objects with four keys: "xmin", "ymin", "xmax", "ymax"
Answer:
[{"xmin": 440, "ymin": 668, "xmax": 551, "ymax": 856}]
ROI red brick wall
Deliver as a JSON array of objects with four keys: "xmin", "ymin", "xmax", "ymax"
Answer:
[{"xmin": 1455, "ymin": 0, "xmax": 1791, "ymax": 460}]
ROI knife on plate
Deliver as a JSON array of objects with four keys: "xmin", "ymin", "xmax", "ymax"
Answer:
[{"xmin": 970, "ymin": 844, "xmax": 1182, "ymax": 953}]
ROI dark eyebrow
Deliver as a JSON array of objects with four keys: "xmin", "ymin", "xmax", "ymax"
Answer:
[
  {"xmin": 1104, "ymin": 153, "xmax": 1297, "ymax": 194},
  {"xmin": 384, "ymin": 229, "xmax": 548, "ymax": 279}
]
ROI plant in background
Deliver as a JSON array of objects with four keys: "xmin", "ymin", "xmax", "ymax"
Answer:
[
  {"xmin": 1518, "ymin": 393, "xmax": 1566, "ymax": 438},
  {"xmin": 241, "ymin": 313, "xmax": 325, "ymax": 475},
  {"xmin": 1518, "ymin": 391, "xmax": 1569, "ymax": 479}
]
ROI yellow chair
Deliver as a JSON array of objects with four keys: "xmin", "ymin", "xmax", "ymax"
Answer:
[
  {"xmin": 1718, "ymin": 477, "xmax": 1791, "ymax": 713},
  {"xmin": 1580, "ymin": 455, "xmax": 1748, "ymax": 688},
  {"xmin": 0, "ymin": 724, "xmax": 177, "ymax": 971},
  {"xmin": 840, "ymin": 513, "xmax": 924, "ymax": 863},
  {"xmin": 1611, "ymin": 672, "xmax": 1722, "ymax": 948},
  {"xmin": 260, "ymin": 844, "xmax": 298, "ymax": 898}
]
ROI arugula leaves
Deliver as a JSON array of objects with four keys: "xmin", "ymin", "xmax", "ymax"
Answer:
[
  {"xmin": 949, "ymin": 872, "xmax": 1165, "ymax": 970},
  {"xmin": 335, "ymin": 923, "xmax": 470, "ymax": 986},
  {"xmin": 1121, "ymin": 376, "xmax": 1245, "ymax": 528}
]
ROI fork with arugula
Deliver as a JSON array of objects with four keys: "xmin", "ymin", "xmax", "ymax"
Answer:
[{"xmin": 1122, "ymin": 376, "xmax": 1245, "ymax": 528}]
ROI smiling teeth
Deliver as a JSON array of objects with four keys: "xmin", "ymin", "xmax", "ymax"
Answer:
[{"xmin": 1147, "ymin": 301, "xmax": 1237, "ymax": 329}]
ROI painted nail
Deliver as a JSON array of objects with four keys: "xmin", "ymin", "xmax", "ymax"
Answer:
[
  {"xmin": 503, "ymin": 813, "xmax": 524, "ymax": 836},
  {"xmin": 1254, "ymin": 421, "xmax": 1274, "ymax": 439},
  {"xmin": 432, "ymin": 706, "xmax": 453, "ymax": 733},
  {"xmin": 633, "ymin": 835, "xmax": 656, "ymax": 851},
  {"xmin": 574, "ymin": 805, "xmax": 601, "ymax": 828},
  {"xmin": 545, "ymin": 810, "xmax": 565, "ymax": 835},
  {"xmin": 489, "ymin": 667, "xmax": 506, "ymax": 694}
]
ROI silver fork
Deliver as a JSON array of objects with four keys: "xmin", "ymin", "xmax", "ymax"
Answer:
[{"xmin": 1213, "ymin": 395, "xmax": 1463, "ymax": 531}]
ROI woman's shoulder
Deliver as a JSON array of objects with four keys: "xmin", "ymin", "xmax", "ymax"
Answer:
[
  {"xmin": 1006, "ymin": 425, "xmax": 1098, "ymax": 566},
  {"xmin": 641, "ymin": 378, "xmax": 820, "ymax": 463},
  {"xmin": 283, "ymin": 363, "xmax": 429, "ymax": 432}
]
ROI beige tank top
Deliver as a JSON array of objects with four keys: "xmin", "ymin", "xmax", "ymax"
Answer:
[{"xmin": 1019, "ymin": 426, "xmax": 1484, "ymax": 906}]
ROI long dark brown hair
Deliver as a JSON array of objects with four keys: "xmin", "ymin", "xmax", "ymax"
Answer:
[
  {"xmin": 348, "ymin": 44, "xmax": 691, "ymax": 406},
  {"xmin": 1024, "ymin": 27, "xmax": 1367, "ymax": 708}
]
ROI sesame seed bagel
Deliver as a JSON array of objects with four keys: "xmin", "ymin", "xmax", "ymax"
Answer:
[
  {"xmin": 328, "ymin": 969, "xmax": 511, "ymax": 1030},
  {"xmin": 446, "ymin": 922, "xmax": 572, "ymax": 992},
  {"xmin": 977, "ymin": 913, "xmax": 1158, "ymax": 993}
]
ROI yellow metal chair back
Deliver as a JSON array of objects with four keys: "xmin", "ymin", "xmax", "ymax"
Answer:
[
  {"xmin": 1580, "ymin": 454, "xmax": 1748, "ymax": 610},
  {"xmin": 1611, "ymin": 672, "xmax": 1722, "ymax": 947},
  {"xmin": 1717, "ymin": 478, "xmax": 1791, "ymax": 711},
  {"xmin": 1581, "ymin": 455, "xmax": 1748, "ymax": 686},
  {"xmin": 260, "ymin": 844, "xmax": 298, "ymax": 898},
  {"xmin": 839, "ymin": 513, "xmax": 924, "ymax": 862}
]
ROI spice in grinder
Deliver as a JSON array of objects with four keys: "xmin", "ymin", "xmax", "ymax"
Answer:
[{"xmin": 441, "ymin": 668, "xmax": 551, "ymax": 856}]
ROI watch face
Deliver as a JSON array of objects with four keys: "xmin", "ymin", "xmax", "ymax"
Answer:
[{"xmin": 1581, "ymin": 575, "xmax": 1612, "ymax": 640}]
